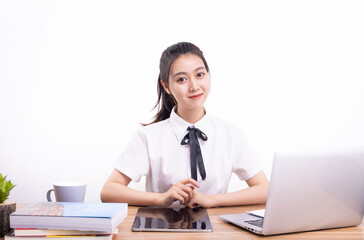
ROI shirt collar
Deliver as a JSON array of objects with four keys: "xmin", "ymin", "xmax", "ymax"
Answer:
[{"xmin": 170, "ymin": 107, "xmax": 212, "ymax": 142}]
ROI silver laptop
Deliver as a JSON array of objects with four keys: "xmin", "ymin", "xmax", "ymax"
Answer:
[{"xmin": 219, "ymin": 147, "xmax": 364, "ymax": 235}]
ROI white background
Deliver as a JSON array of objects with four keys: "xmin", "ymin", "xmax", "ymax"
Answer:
[{"xmin": 1, "ymin": 0, "xmax": 364, "ymax": 203}]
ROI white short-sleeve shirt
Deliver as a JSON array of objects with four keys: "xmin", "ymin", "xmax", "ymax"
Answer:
[{"xmin": 114, "ymin": 108, "xmax": 262, "ymax": 195}]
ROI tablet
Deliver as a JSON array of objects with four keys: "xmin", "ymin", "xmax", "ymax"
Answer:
[{"xmin": 131, "ymin": 207, "xmax": 213, "ymax": 232}]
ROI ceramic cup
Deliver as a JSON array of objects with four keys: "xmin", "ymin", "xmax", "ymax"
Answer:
[{"xmin": 46, "ymin": 181, "xmax": 87, "ymax": 202}]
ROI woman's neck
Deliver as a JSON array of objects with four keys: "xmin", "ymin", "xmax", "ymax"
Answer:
[{"xmin": 176, "ymin": 107, "xmax": 205, "ymax": 124}]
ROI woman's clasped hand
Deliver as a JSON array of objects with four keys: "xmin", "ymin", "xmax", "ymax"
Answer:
[{"xmin": 159, "ymin": 178, "xmax": 217, "ymax": 208}]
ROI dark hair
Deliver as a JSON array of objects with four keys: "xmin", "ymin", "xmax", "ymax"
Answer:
[{"xmin": 145, "ymin": 42, "xmax": 210, "ymax": 125}]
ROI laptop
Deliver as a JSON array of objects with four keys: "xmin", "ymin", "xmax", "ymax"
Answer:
[{"xmin": 219, "ymin": 147, "xmax": 364, "ymax": 235}]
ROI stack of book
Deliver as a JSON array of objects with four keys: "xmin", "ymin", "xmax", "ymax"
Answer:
[{"xmin": 5, "ymin": 202, "xmax": 128, "ymax": 240}]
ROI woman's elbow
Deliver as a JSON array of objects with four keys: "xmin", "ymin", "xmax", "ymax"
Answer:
[
  {"xmin": 260, "ymin": 181, "xmax": 270, "ymax": 204},
  {"xmin": 100, "ymin": 185, "xmax": 113, "ymax": 203}
]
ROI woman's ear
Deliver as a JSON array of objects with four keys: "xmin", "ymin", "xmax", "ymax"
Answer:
[{"xmin": 160, "ymin": 79, "xmax": 171, "ymax": 95}]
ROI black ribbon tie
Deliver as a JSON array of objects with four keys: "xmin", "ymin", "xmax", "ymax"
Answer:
[{"xmin": 181, "ymin": 127, "xmax": 208, "ymax": 181}]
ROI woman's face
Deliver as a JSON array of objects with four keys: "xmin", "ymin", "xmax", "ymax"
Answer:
[{"xmin": 164, "ymin": 53, "xmax": 210, "ymax": 116}]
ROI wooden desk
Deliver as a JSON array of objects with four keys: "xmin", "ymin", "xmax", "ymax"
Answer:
[
  {"xmin": 115, "ymin": 205, "xmax": 364, "ymax": 240},
  {"xmin": 1, "ymin": 205, "xmax": 363, "ymax": 240}
]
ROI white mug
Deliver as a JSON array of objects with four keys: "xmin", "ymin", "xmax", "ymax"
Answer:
[{"xmin": 46, "ymin": 181, "xmax": 87, "ymax": 202}]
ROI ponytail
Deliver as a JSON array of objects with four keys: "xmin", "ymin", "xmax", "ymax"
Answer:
[{"xmin": 144, "ymin": 75, "xmax": 176, "ymax": 125}]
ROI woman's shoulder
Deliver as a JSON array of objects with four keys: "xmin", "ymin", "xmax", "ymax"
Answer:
[
  {"xmin": 209, "ymin": 113, "xmax": 242, "ymax": 133},
  {"xmin": 208, "ymin": 113, "xmax": 250, "ymax": 145},
  {"xmin": 138, "ymin": 118, "xmax": 171, "ymax": 135}
]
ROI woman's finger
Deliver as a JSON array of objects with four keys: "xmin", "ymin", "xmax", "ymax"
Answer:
[
  {"xmin": 180, "ymin": 177, "xmax": 200, "ymax": 188},
  {"xmin": 171, "ymin": 191, "xmax": 185, "ymax": 204},
  {"xmin": 174, "ymin": 183, "xmax": 194, "ymax": 201},
  {"xmin": 174, "ymin": 187, "xmax": 190, "ymax": 202}
]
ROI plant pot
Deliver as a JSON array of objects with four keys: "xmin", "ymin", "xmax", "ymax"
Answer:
[{"xmin": 0, "ymin": 200, "xmax": 16, "ymax": 237}]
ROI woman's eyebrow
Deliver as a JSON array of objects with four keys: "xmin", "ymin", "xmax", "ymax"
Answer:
[
  {"xmin": 172, "ymin": 66, "xmax": 206, "ymax": 78},
  {"xmin": 194, "ymin": 66, "xmax": 206, "ymax": 72}
]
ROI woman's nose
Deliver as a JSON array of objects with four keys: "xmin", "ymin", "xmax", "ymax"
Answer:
[{"xmin": 189, "ymin": 78, "xmax": 200, "ymax": 92}]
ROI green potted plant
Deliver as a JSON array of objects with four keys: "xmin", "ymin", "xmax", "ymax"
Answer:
[{"xmin": 0, "ymin": 173, "xmax": 16, "ymax": 237}]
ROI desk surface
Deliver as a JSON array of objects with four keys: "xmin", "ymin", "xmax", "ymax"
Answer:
[
  {"xmin": 116, "ymin": 205, "xmax": 364, "ymax": 240},
  {"xmin": 2, "ymin": 204, "xmax": 363, "ymax": 240}
]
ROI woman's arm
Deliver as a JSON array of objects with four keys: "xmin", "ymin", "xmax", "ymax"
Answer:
[
  {"xmin": 100, "ymin": 170, "xmax": 199, "ymax": 206},
  {"xmin": 186, "ymin": 170, "xmax": 269, "ymax": 208}
]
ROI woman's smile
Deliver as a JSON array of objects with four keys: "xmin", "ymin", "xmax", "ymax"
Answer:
[{"xmin": 189, "ymin": 93, "xmax": 203, "ymax": 99}]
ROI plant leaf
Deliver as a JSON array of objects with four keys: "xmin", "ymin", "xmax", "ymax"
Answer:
[{"xmin": 0, "ymin": 173, "xmax": 16, "ymax": 203}]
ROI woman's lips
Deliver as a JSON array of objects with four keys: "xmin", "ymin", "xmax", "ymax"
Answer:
[{"xmin": 189, "ymin": 93, "xmax": 203, "ymax": 99}]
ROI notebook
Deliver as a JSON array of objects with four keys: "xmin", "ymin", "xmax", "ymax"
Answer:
[{"xmin": 219, "ymin": 147, "xmax": 364, "ymax": 235}]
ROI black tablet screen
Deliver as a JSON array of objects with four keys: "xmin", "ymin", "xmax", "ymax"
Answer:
[{"xmin": 131, "ymin": 207, "xmax": 213, "ymax": 232}]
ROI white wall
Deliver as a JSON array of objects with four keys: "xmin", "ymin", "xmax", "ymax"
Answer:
[{"xmin": 1, "ymin": 0, "xmax": 363, "ymax": 203}]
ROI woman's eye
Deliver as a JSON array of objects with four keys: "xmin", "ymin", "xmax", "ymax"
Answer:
[
  {"xmin": 197, "ymin": 72, "xmax": 205, "ymax": 78},
  {"xmin": 177, "ymin": 77, "xmax": 187, "ymax": 82}
]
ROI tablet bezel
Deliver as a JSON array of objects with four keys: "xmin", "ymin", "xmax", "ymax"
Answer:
[{"xmin": 131, "ymin": 207, "xmax": 213, "ymax": 232}]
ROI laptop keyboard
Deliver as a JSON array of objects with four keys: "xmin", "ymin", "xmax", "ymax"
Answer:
[{"xmin": 245, "ymin": 219, "xmax": 263, "ymax": 228}]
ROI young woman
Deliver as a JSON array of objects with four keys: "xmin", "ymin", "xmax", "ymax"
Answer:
[{"xmin": 101, "ymin": 42, "xmax": 269, "ymax": 208}]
